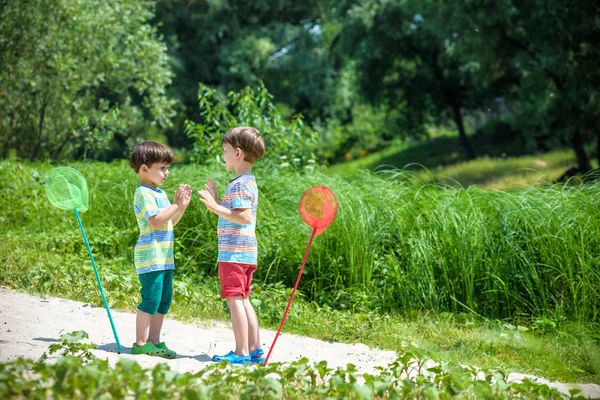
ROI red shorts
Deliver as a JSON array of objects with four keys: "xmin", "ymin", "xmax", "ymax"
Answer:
[{"xmin": 218, "ymin": 262, "xmax": 257, "ymax": 299}]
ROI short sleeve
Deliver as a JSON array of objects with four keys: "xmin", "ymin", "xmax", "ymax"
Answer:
[
  {"xmin": 229, "ymin": 180, "xmax": 253, "ymax": 210},
  {"xmin": 135, "ymin": 190, "xmax": 160, "ymax": 221}
]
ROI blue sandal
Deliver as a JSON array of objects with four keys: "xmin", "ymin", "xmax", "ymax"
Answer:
[
  {"xmin": 211, "ymin": 351, "xmax": 251, "ymax": 364},
  {"xmin": 250, "ymin": 348, "xmax": 265, "ymax": 363}
]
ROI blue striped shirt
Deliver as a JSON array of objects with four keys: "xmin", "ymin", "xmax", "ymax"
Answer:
[{"xmin": 217, "ymin": 174, "xmax": 258, "ymax": 265}]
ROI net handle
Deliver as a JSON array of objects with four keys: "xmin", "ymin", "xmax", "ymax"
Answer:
[
  {"xmin": 74, "ymin": 209, "xmax": 122, "ymax": 353},
  {"xmin": 263, "ymin": 227, "xmax": 317, "ymax": 365}
]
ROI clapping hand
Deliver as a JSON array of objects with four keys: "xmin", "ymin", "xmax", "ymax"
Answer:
[
  {"xmin": 174, "ymin": 184, "xmax": 192, "ymax": 208},
  {"xmin": 204, "ymin": 178, "xmax": 218, "ymax": 203},
  {"xmin": 198, "ymin": 188, "xmax": 219, "ymax": 212}
]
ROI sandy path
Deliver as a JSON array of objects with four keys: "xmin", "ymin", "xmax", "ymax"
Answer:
[{"xmin": 1, "ymin": 287, "xmax": 598, "ymax": 398}]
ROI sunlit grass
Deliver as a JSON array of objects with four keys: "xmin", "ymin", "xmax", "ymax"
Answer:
[
  {"xmin": 327, "ymin": 132, "xmax": 597, "ymax": 188},
  {"xmin": 2, "ymin": 160, "xmax": 599, "ymax": 322},
  {"xmin": 1, "ymin": 159, "xmax": 600, "ymax": 383},
  {"xmin": 415, "ymin": 150, "xmax": 596, "ymax": 188}
]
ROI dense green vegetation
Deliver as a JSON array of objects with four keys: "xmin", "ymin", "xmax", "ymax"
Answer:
[
  {"xmin": 328, "ymin": 133, "xmax": 599, "ymax": 188},
  {"xmin": 2, "ymin": 160, "xmax": 599, "ymax": 386},
  {"xmin": 3, "ymin": 161, "xmax": 599, "ymax": 322},
  {"xmin": 2, "ymin": 0, "xmax": 599, "ymax": 174}
]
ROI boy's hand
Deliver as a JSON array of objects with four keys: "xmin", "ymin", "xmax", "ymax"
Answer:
[
  {"xmin": 180, "ymin": 184, "xmax": 192, "ymax": 208},
  {"xmin": 173, "ymin": 187, "xmax": 182, "ymax": 207},
  {"xmin": 198, "ymin": 189, "xmax": 219, "ymax": 212},
  {"xmin": 205, "ymin": 178, "xmax": 218, "ymax": 202},
  {"xmin": 174, "ymin": 184, "xmax": 191, "ymax": 208}
]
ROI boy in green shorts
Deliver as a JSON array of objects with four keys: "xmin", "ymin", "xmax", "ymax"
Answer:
[{"xmin": 129, "ymin": 141, "xmax": 192, "ymax": 358}]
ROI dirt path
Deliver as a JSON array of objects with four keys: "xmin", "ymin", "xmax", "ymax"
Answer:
[{"xmin": 1, "ymin": 288, "xmax": 598, "ymax": 398}]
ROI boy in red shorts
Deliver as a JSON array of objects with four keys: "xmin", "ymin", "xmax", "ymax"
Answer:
[{"xmin": 198, "ymin": 126, "xmax": 266, "ymax": 364}]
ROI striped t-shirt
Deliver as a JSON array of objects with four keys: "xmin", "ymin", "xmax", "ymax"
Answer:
[
  {"xmin": 217, "ymin": 174, "xmax": 258, "ymax": 265},
  {"xmin": 133, "ymin": 185, "xmax": 175, "ymax": 274}
]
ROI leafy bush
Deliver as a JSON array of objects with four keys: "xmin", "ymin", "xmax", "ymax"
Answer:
[
  {"xmin": 0, "ymin": 0, "xmax": 175, "ymax": 160},
  {"xmin": 1, "ymin": 342, "xmax": 577, "ymax": 399},
  {"xmin": 184, "ymin": 83, "xmax": 319, "ymax": 170}
]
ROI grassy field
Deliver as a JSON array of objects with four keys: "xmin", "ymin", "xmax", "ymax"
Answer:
[
  {"xmin": 327, "ymin": 132, "xmax": 597, "ymax": 189},
  {"xmin": 1, "ymin": 159, "xmax": 599, "ymax": 385}
]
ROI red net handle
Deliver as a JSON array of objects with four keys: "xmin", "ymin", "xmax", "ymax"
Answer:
[{"xmin": 264, "ymin": 186, "xmax": 338, "ymax": 365}]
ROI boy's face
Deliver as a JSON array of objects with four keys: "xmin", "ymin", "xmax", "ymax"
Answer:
[
  {"xmin": 222, "ymin": 142, "xmax": 241, "ymax": 171},
  {"xmin": 140, "ymin": 162, "xmax": 170, "ymax": 187}
]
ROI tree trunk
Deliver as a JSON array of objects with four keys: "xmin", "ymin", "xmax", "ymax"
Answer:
[
  {"xmin": 31, "ymin": 98, "xmax": 47, "ymax": 160},
  {"xmin": 572, "ymin": 127, "xmax": 592, "ymax": 173},
  {"xmin": 450, "ymin": 100, "xmax": 476, "ymax": 161},
  {"xmin": 597, "ymin": 129, "xmax": 600, "ymax": 167},
  {"xmin": 429, "ymin": 47, "xmax": 476, "ymax": 161}
]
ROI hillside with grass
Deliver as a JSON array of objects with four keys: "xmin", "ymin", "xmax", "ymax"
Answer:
[{"xmin": 327, "ymin": 130, "xmax": 599, "ymax": 189}]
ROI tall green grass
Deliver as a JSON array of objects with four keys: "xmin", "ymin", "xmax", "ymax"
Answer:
[{"xmin": 1, "ymin": 160, "xmax": 599, "ymax": 323}]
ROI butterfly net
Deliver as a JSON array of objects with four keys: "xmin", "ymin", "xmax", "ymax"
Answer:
[
  {"xmin": 45, "ymin": 167, "xmax": 89, "ymax": 212},
  {"xmin": 298, "ymin": 186, "xmax": 338, "ymax": 235}
]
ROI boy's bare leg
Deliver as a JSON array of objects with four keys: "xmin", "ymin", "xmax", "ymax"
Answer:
[
  {"xmin": 226, "ymin": 296, "xmax": 249, "ymax": 355},
  {"xmin": 149, "ymin": 313, "xmax": 165, "ymax": 344},
  {"xmin": 135, "ymin": 310, "xmax": 152, "ymax": 346},
  {"xmin": 243, "ymin": 297, "xmax": 260, "ymax": 353}
]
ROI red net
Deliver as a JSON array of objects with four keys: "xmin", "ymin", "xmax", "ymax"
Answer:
[{"xmin": 299, "ymin": 186, "xmax": 338, "ymax": 235}]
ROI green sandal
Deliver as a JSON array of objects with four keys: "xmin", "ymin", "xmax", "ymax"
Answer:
[
  {"xmin": 131, "ymin": 342, "xmax": 166, "ymax": 357},
  {"xmin": 155, "ymin": 342, "xmax": 177, "ymax": 359}
]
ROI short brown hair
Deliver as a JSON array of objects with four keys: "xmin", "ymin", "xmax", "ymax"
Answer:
[
  {"xmin": 129, "ymin": 141, "xmax": 175, "ymax": 172},
  {"xmin": 222, "ymin": 127, "xmax": 265, "ymax": 164}
]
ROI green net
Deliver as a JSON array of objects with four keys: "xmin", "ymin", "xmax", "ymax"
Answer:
[{"xmin": 45, "ymin": 167, "xmax": 89, "ymax": 212}]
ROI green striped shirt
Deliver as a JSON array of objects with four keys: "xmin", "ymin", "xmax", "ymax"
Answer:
[{"xmin": 133, "ymin": 185, "xmax": 174, "ymax": 274}]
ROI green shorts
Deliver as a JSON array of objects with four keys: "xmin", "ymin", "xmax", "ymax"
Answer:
[{"xmin": 137, "ymin": 269, "xmax": 173, "ymax": 315}]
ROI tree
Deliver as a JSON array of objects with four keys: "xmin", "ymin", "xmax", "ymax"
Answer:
[
  {"xmin": 154, "ymin": 0, "xmax": 325, "ymax": 146},
  {"xmin": 0, "ymin": 0, "xmax": 176, "ymax": 160},
  {"xmin": 336, "ymin": 0, "xmax": 498, "ymax": 161},
  {"xmin": 184, "ymin": 83, "xmax": 318, "ymax": 170},
  {"xmin": 433, "ymin": 0, "xmax": 600, "ymax": 173}
]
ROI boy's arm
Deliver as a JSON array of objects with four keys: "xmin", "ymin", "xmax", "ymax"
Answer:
[
  {"xmin": 148, "ymin": 205, "xmax": 180, "ymax": 229},
  {"xmin": 148, "ymin": 184, "xmax": 190, "ymax": 228},
  {"xmin": 197, "ymin": 190, "xmax": 252, "ymax": 225}
]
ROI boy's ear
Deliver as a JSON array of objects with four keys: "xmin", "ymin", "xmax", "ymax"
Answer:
[
  {"xmin": 235, "ymin": 148, "xmax": 244, "ymax": 159},
  {"xmin": 140, "ymin": 164, "xmax": 149, "ymax": 174}
]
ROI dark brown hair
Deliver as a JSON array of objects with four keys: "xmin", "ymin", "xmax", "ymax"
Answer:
[
  {"xmin": 222, "ymin": 127, "xmax": 265, "ymax": 164},
  {"xmin": 129, "ymin": 141, "xmax": 175, "ymax": 172}
]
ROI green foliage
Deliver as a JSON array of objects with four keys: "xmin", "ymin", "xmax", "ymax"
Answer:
[
  {"xmin": 2, "ymin": 160, "xmax": 600, "ymax": 326},
  {"xmin": 1, "ymin": 349, "xmax": 578, "ymax": 399},
  {"xmin": 0, "ymin": 0, "xmax": 176, "ymax": 160},
  {"xmin": 1, "ymin": 158, "xmax": 599, "ymax": 382},
  {"xmin": 184, "ymin": 83, "xmax": 319, "ymax": 170},
  {"xmin": 336, "ymin": 0, "xmax": 498, "ymax": 161},
  {"xmin": 3, "ymin": 0, "xmax": 597, "ymax": 172},
  {"xmin": 47, "ymin": 331, "xmax": 97, "ymax": 362},
  {"xmin": 327, "ymin": 129, "xmax": 595, "ymax": 188},
  {"xmin": 314, "ymin": 104, "xmax": 404, "ymax": 163}
]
